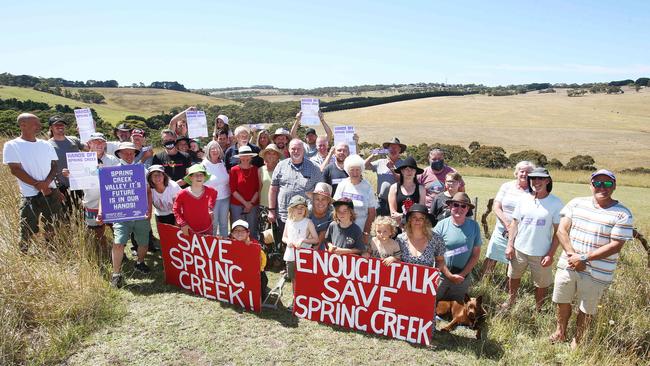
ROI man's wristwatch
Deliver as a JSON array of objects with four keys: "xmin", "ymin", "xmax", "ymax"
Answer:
[{"xmin": 578, "ymin": 253, "xmax": 588, "ymax": 263}]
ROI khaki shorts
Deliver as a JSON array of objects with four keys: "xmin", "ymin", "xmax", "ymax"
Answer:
[
  {"xmin": 508, "ymin": 249, "xmax": 552, "ymax": 288},
  {"xmin": 552, "ymin": 268, "xmax": 608, "ymax": 315}
]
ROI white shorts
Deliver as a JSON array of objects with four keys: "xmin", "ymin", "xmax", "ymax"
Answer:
[{"xmin": 552, "ymin": 268, "xmax": 608, "ymax": 315}]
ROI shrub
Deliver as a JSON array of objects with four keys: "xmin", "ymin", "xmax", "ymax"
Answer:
[
  {"xmin": 509, "ymin": 150, "xmax": 548, "ymax": 167},
  {"xmin": 468, "ymin": 146, "xmax": 509, "ymax": 168},
  {"xmin": 565, "ymin": 155, "xmax": 596, "ymax": 171},
  {"xmin": 547, "ymin": 158, "xmax": 564, "ymax": 169}
]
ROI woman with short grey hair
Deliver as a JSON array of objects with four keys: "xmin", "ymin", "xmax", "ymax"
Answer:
[
  {"xmin": 203, "ymin": 140, "xmax": 230, "ymax": 237},
  {"xmin": 333, "ymin": 154, "xmax": 378, "ymax": 244},
  {"xmin": 481, "ymin": 160, "xmax": 536, "ymax": 277}
]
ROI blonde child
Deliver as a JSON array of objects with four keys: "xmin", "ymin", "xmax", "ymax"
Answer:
[
  {"xmin": 365, "ymin": 216, "xmax": 402, "ymax": 265},
  {"xmin": 282, "ymin": 195, "xmax": 318, "ymax": 311}
]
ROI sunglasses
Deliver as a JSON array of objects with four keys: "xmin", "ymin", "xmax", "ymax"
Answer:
[
  {"xmin": 530, "ymin": 177, "xmax": 547, "ymax": 181},
  {"xmin": 451, "ymin": 202, "xmax": 468, "ymax": 209},
  {"xmin": 592, "ymin": 181, "xmax": 614, "ymax": 188}
]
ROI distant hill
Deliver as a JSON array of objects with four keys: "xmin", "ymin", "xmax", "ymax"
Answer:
[
  {"xmin": 0, "ymin": 86, "xmax": 237, "ymax": 124},
  {"xmin": 325, "ymin": 87, "xmax": 650, "ymax": 170}
]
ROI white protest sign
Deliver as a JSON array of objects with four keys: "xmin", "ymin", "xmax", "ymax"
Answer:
[
  {"xmin": 73, "ymin": 108, "xmax": 95, "ymax": 143},
  {"xmin": 300, "ymin": 98, "xmax": 320, "ymax": 126},
  {"xmin": 186, "ymin": 110, "xmax": 209, "ymax": 138},
  {"xmin": 333, "ymin": 125, "xmax": 357, "ymax": 154},
  {"xmin": 66, "ymin": 151, "xmax": 99, "ymax": 191}
]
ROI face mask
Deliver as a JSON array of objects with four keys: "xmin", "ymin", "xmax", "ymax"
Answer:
[
  {"xmin": 431, "ymin": 160, "xmax": 444, "ymax": 171},
  {"xmin": 164, "ymin": 141, "xmax": 176, "ymax": 149}
]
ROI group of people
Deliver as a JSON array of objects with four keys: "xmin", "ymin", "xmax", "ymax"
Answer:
[{"xmin": 3, "ymin": 111, "xmax": 634, "ymax": 348}]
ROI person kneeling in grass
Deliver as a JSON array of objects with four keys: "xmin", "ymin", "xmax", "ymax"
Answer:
[
  {"xmin": 282, "ymin": 195, "xmax": 319, "ymax": 312},
  {"xmin": 230, "ymin": 219, "xmax": 269, "ymax": 300},
  {"xmin": 173, "ymin": 164, "xmax": 217, "ymax": 237},
  {"xmin": 326, "ymin": 198, "xmax": 366, "ymax": 256}
]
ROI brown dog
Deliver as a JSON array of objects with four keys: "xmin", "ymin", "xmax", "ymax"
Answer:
[{"xmin": 436, "ymin": 294, "xmax": 486, "ymax": 339}]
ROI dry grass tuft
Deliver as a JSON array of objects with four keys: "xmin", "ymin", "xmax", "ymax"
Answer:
[{"xmin": 0, "ymin": 164, "xmax": 122, "ymax": 365}]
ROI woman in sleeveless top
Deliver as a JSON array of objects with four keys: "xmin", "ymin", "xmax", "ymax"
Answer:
[{"xmin": 388, "ymin": 156, "xmax": 426, "ymax": 227}]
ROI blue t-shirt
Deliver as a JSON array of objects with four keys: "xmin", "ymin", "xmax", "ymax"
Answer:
[{"xmin": 433, "ymin": 217, "xmax": 482, "ymax": 270}]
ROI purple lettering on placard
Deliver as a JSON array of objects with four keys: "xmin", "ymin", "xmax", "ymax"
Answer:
[{"xmin": 341, "ymin": 191, "xmax": 365, "ymax": 201}]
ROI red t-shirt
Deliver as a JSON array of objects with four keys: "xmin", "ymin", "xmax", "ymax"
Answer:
[
  {"xmin": 229, "ymin": 165, "xmax": 260, "ymax": 206},
  {"xmin": 173, "ymin": 186, "xmax": 217, "ymax": 234}
]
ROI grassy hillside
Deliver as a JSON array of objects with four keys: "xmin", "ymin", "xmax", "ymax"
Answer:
[
  {"xmin": 325, "ymin": 88, "xmax": 650, "ymax": 170},
  {"xmin": 0, "ymin": 86, "xmax": 236, "ymax": 124}
]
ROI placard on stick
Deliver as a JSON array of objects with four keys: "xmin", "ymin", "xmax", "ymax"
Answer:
[
  {"xmin": 300, "ymin": 98, "xmax": 320, "ymax": 126},
  {"xmin": 333, "ymin": 125, "xmax": 357, "ymax": 154},
  {"xmin": 158, "ymin": 224, "xmax": 262, "ymax": 312},
  {"xmin": 294, "ymin": 249, "xmax": 439, "ymax": 345},
  {"xmin": 74, "ymin": 108, "xmax": 96, "ymax": 143},
  {"xmin": 98, "ymin": 164, "xmax": 148, "ymax": 222},
  {"xmin": 186, "ymin": 110, "xmax": 209, "ymax": 138}
]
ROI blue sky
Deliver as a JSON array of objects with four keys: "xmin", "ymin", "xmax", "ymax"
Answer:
[{"xmin": 2, "ymin": 1, "xmax": 648, "ymax": 88}]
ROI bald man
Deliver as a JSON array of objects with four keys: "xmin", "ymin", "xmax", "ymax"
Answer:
[{"xmin": 3, "ymin": 113, "xmax": 62, "ymax": 252}]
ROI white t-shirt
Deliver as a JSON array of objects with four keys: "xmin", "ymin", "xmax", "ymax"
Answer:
[
  {"xmin": 82, "ymin": 154, "xmax": 120, "ymax": 210},
  {"xmin": 333, "ymin": 178, "xmax": 378, "ymax": 230},
  {"xmin": 151, "ymin": 180, "xmax": 182, "ymax": 216},
  {"xmin": 512, "ymin": 193, "xmax": 563, "ymax": 256},
  {"xmin": 203, "ymin": 159, "xmax": 230, "ymax": 199},
  {"xmin": 494, "ymin": 180, "xmax": 531, "ymax": 234},
  {"xmin": 2, "ymin": 137, "xmax": 59, "ymax": 197},
  {"xmin": 283, "ymin": 217, "xmax": 312, "ymax": 261},
  {"xmin": 106, "ymin": 141, "xmax": 120, "ymax": 156}
]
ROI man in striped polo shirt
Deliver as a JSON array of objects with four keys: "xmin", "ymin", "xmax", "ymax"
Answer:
[{"xmin": 550, "ymin": 169, "xmax": 634, "ymax": 349}]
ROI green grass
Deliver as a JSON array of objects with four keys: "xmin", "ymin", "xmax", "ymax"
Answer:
[
  {"xmin": 0, "ymin": 86, "xmax": 237, "ymax": 125},
  {"xmin": 60, "ymin": 174, "xmax": 649, "ymax": 365}
]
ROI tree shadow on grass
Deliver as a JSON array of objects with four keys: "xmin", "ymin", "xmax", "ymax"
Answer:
[
  {"xmin": 302, "ymin": 317, "xmax": 503, "ymax": 362},
  {"xmin": 426, "ymin": 326, "xmax": 504, "ymax": 361},
  {"xmin": 118, "ymin": 251, "xmax": 300, "ymax": 328}
]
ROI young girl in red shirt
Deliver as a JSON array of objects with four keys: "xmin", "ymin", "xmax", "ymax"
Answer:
[{"xmin": 173, "ymin": 164, "xmax": 217, "ymax": 236}]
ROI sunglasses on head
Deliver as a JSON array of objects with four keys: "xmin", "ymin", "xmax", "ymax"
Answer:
[
  {"xmin": 592, "ymin": 181, "xmax": 614, "ymax": 188},
  {"xmin": 451, "ymin": 202, "xmax": 468, "ymax": 209}
]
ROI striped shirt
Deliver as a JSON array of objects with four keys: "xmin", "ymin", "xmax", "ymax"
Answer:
[
  {"xmin": 557, "ymin": 197, "xmax": 634, "ymax": 284},
  {"xmin": 493, "ymin": 180, "xmax": 531, "ymax": 234}
]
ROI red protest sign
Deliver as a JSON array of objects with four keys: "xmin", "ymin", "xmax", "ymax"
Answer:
[
  {"xmin": 293, "ymin": 248, "xmax": 439, "ymax": 345},
  {"xmin": 158, "ymin": 223, "xmax": 262, "ymax": 312}
]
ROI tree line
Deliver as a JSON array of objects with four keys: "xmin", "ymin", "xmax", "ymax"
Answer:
[
  {"xmin": 2, "ymin": 95, "xmax": 630, "ymax": 173},
  {"xmin": 0, "ymin": 72, "xmax": 187, "ymax": 92}
]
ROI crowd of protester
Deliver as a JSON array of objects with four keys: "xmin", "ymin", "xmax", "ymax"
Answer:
[{"xmin": 3, "ymin": 110, "xmax": 634, "ymax": 348}]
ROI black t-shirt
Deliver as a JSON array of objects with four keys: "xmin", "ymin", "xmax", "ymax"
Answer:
[
  {"xmin": 152, "ymin": 151, "xmax": 192, "ymax": 182},
  {"xmin": 323, "ymin": 162, "xmax": 348, "ymax": 194}
]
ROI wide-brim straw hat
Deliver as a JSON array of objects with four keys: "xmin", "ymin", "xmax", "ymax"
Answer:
[
  {"xmin": 259, "ymin": 144, "xmax": 283, "ymax": 159},
  {"xmin": 234, "ymin": 145, "xmax": 258, "ymax": 158},
  {"xmin": 445, "ymin": 192, "xmax": 476, "ymax": 209},
  {"xmin": 114, "ymin": 142, "xmax": 140, "ymax": 159},
  {"xmin": 307, "ymin": 182, "xmax": 333, "ymax": 202}
]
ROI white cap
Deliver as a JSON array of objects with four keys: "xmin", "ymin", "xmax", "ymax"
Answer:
[
  {"xmin": 231, "ymin": 219, "xmax": 249, "ymax": 230},
  {"xmin": 217, "ymin": 114, "xmax": 229, "ymax": 125}
]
